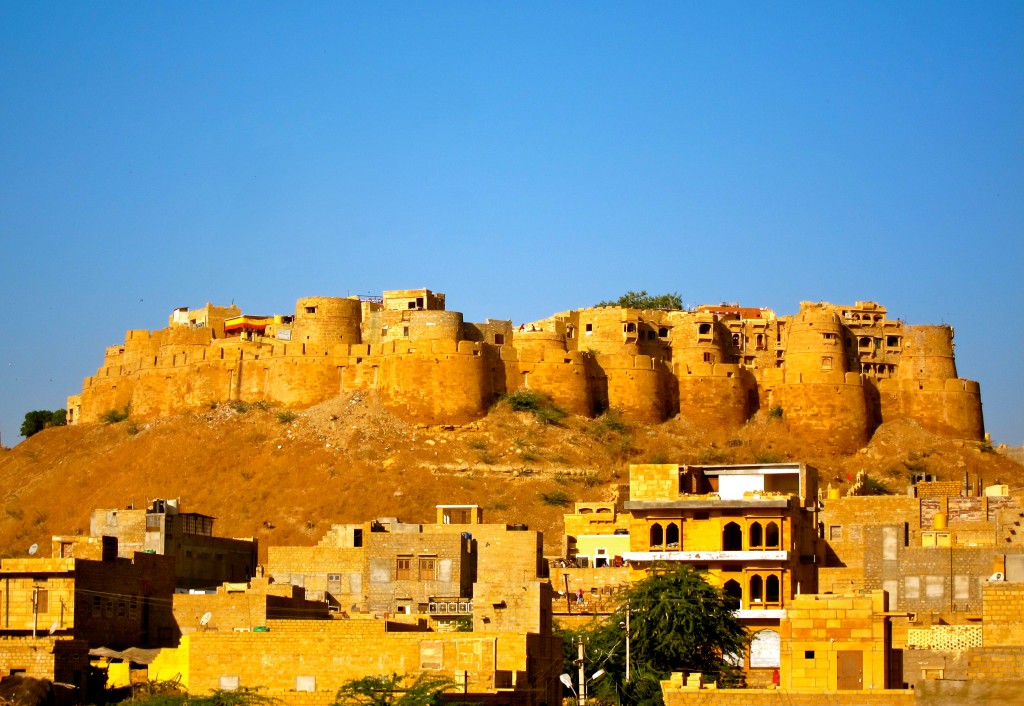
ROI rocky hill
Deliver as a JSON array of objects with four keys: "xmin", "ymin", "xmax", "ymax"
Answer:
[{"xmin": 0, "ymin": 392, "xmax": 1020, "ymax": 561}]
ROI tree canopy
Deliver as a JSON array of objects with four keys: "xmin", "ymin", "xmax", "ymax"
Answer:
[
  {"xmin": 565, "ymin": 565, "xmax": 748, "ymax": 706},
  {"xmin": 595, "ymin": 291, "xmax": 683, "ymax": 310},
  {"xmin": 332, "ymin": 673, "xmax": 455, "ymax": 706},
  {"xmin": 20, "ymin": 409, "xmax": 66, "ymax": 438}
]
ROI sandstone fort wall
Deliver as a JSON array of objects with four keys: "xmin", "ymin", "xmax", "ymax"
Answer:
[{"xmin": 69, "ymin": 293, "xmax": 984, "ymax": 448}]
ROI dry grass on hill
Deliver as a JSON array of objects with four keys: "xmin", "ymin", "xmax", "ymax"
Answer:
[{"xmin": 0, "ymin": 392, "xmax": 1020, "ymax": 561}]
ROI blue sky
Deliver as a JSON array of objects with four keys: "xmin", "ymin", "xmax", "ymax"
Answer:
[{"xmin": 1, "ymin": 2, "xmax": 1021, "ymax": 446}]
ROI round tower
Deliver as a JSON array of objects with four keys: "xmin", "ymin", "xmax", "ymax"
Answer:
[
  {"xmin": 784, "ymin": 304, "xmax": 848, "ymax": 376},
  {"xmin": 670, "ymin": 313, "xmax": 730, "ymax": 368},
  {"xmin": 407, "ymin": 310, "xmax": 463, "ymax": 342},
  {"xmin": 896, "ymin": 325, "xmax": 957, "ymax": 381},
  {"xmin": 672, "ymin": 313, "xmax": 750, "ymax": 431},
  {"xmin": 514, "ymin": 331, "xmax": 592, "ymax": 416},
  {"xmin": 292, "ymin": 297, "xmax": 362, "ymax": 345},
  {"xmin": 378, "ymin": 341, "xmax": 489, "ymax": 425},
  {"xmin": 880, "ymin": 324, "xmax": 983, "ymax": 439},
  {"xmin": 774, "ymin": 304, "xmax": 871, "ymax": 452}
]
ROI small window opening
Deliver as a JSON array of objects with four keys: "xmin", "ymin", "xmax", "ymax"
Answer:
[
  {"xmin": 821, "ymin": 356, "xmax": 833, "ymax": 370},
  {"xmin": 305, "ymin": 306, "xmax": 317, "ymax": 314},
  {"xmin": 666, "ymin": 522, "xmax": 680, "ymax": 548},
  {"xmin": 749, "ymin": 522, "xmax": 763, "ymax": 547},
  {"xmin": 585, "ymin": 323, "xmax": 593, "ymax": 333},
  {"xmin": 698, "ymin": 323, "xmax": 712, "ymax": 335},
  {"xmin": 658, "ymin": 327, "xmax": 668, "ymax": 338},
  {"xmin": 494, "ymin": 333, "xmax": 505, "ymax": 345},
  {"xmin": 649, "ymin": 523, "xmax": 664, "ymax": 548},
  {"xmin": 750, "ymin": 575, "xmax": 764, "ymax": 603}
]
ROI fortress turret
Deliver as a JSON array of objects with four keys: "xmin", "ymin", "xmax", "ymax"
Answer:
[
  {"xmin": 510, "ymin": 325, "xmax": 592, "ymax": 416},
  {"xmin": 783, "ymin": 303, "xmax": 849, "ymax": 377},
  {"xmin": 879, "ymin": 324, "xmax": 983, "ymax": 439},
  {"xmin": 673, "ymin": 312, "xmax": 755, "ymax": 432},
  {"xmin": 292, "ymin": 297, "xmax": 363, "ymax": 346},
  {"xmin": 896, "ymin": 325, "xmax": 957, "ymax": 381},
  {"xmin": 768, "ymin": 303, "xmax": 871, "ymax": 452}
]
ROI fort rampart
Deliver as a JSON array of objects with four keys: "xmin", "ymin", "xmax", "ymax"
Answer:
[{"xmin": 67, "ymin": 291, "xmax": 984, "ymax": 452}]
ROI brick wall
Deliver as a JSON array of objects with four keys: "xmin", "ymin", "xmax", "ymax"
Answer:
[
  {"xmin": 966, "ymin": 646, "xmax": 1024, "ymax": 680},
  {"xmin": 981, "ymin": 582, "xmax": 1024, "ymax": 646}
]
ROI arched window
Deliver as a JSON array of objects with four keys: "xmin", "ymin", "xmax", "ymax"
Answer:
[
  {"xmin": 750, "ymin": 575, "xmax": 764, "ymax": 603},
  {"xmin": 749, "ymin": 630, "xmax": 781, "ymax": 669},
  {"xmin": 765, "ymin": 522, "xmax": 780, "ymax": 548},
  {"xmin": 650, "ymin": 523, "xmax": 663, "ymax": 548},
  {"xmin": 722, "ymin": 522, "xmax": 743, "ymax": 551},
  {"xmin": 756, "ymin": 333, "xmax": 766, "ymax": 350},
  {"xmin": 766, "ymin": 575, "xmax": 781, "ymax": 604},
  {"xmin": 666, "ymin": 522, "xmax": 680, "ymax": 548},
  {"xmin": 723, "ymin": 580, "xmax": 742, "ymax": 611},
  {"xmin": 749, "ymin": 522, "xmax": 763, "ymax": 548},
  {"xmin": 698, "ymin": 323, "xmax": 712, "ymax": 335}
]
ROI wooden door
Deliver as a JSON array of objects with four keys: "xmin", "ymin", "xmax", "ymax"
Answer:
[{"xmin": 837, "ymin": 651, "xmax": 863, "ymax": 690}]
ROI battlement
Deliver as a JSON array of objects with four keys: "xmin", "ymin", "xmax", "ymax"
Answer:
[{"xmin": 68, "ymin": 292, "xmax": 984, "ymax": 448}]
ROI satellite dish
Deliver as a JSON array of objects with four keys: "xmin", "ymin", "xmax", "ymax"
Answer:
[
  {"xmin": 28, "ymin": 544, "xmax": 38, "ymax": 556},
  {"xmin": 989, "ymin": 571, "xmax": 1005, "ymax": 582},
  {"xmin": 48, "ymin": 621, "xmax": 59, "ymax": 635},
  {"xmin": 200, "ymin": 612, "xmax": 213, "ymax": 626}
]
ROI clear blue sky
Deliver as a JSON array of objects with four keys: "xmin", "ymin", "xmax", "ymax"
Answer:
[{"xmin": 1, "ymin": 2, "xmax": 1021, "ymax": 446}]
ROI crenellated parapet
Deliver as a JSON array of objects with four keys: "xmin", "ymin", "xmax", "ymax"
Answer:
[{"xmin": 67, "ymin": 292, "xmax": 984, "ymax": 445}]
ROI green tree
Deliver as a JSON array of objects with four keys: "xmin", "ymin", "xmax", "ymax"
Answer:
[
  {"xmin": 332, "ymin": 673, "xmax": 455, "ymax": 706},
  {"xmin": 576, "ymin": 566, "xmax": 748, "ymax": 706},
  {"xmin": 20, "ymin": 409, "xmax": 65, "ymax": 438},
  {"xmin": 596, "ymin": 291, "xmax": 683, "ymax": 310}
]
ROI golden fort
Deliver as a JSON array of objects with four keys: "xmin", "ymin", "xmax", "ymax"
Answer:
[{"xmin": 66, "ymin": 288, "xmax": 983, "ymax": 451}]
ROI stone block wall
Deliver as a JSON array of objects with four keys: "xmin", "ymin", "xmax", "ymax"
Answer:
[
  {"xmin": 160, "ymin": 617, "xmax": 559, "ymax": 706},
  {"xmin": 779, "ymin": 591, "xmax": 890, "ymax": 692}
]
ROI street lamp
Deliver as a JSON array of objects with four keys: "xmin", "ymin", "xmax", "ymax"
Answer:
[{"xmin": 560, "ymin": 669, "xmax": 605, "ymax": 706}]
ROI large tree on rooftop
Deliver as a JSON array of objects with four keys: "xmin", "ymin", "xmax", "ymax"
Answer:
[
  {"xmin": 595, "ymin": 291, "xmax": 683, "ymax": 310},
  {"xmin": 568, "ymin": 565, "xmax": 747, "ymax": 706}
]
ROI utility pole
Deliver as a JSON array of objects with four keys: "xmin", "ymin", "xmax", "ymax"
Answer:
[
  {"xmin": 625, "ymin": 600, "xmax": 631, "ymax": 682},
  {"xmin": 578, "ymin": 638, "xmax": 586, "ymax": 706}
]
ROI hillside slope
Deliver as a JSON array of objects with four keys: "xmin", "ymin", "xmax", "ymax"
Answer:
[{"xmin": 0, "ymin": 393, "xmax": 1020, "ymax": 560}]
